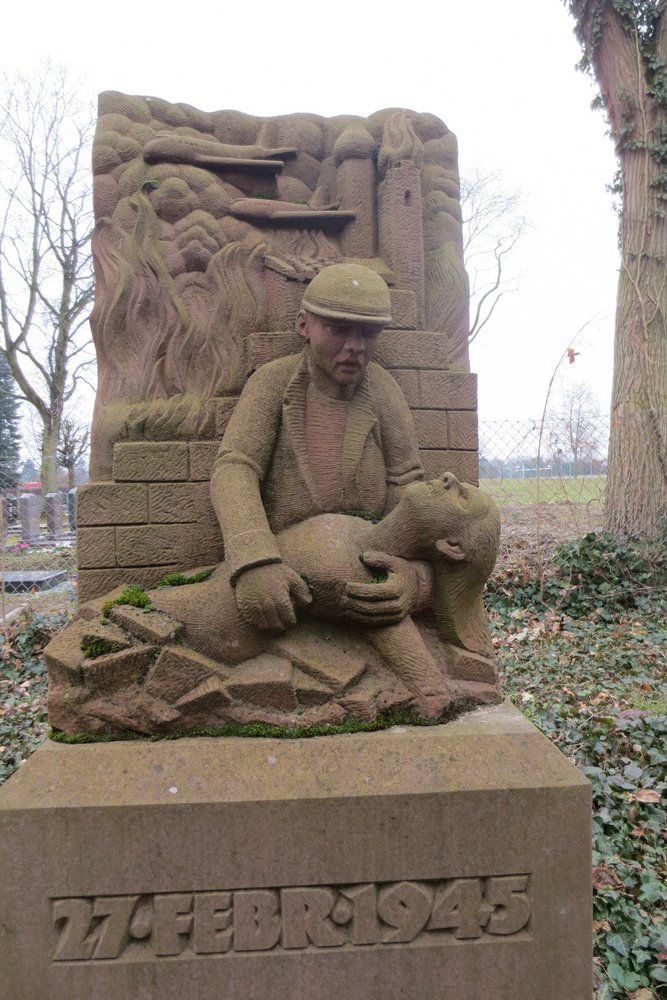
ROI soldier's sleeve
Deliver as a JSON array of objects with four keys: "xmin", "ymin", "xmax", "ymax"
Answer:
[
  {"xmin": 370, "ymin": 365, "xmax": 424, "ymax": 510},
  {"xmin": 210, "ymin": 366, "xmax": 284, "ymax": 582}
]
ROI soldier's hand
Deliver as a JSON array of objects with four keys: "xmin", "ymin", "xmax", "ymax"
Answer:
[
  {"xmin": 342, "ymin": 552, "xmax": 421, "ymax": 626},
  {"xmin": 234, "ymin": 563, "xmax": 312, "ymax": 632}
]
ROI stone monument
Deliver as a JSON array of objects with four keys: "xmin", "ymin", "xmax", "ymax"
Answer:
[{"xmin": 0, "ymin": 96, "xmax": 592, "ymax": 999}]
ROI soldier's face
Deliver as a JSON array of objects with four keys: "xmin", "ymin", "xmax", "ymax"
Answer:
[{"xmin": 297, "ymin": 311, "xmax": 382, "ymax": 392}]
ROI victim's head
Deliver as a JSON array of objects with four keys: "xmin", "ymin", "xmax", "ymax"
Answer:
[{"xmin": 398, "ymin": 473, "xmax": 500, "ymax": 577}]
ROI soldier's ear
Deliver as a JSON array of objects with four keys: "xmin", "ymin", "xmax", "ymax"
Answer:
[{"xmin": 296, "ymin": 310, "xmax": 309, "ymax": 341}]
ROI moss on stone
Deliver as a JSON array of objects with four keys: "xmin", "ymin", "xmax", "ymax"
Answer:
[
  {"xmin": 101, "ymin": 585, "xmax": 153, "ymax": 621},
  {"xmin": 156, "ymin": 570, "xmax": 213, "ymax": 588},
  {"xmin": 80, "ymin": 637, "xmax": 120, "ymax": 659}
]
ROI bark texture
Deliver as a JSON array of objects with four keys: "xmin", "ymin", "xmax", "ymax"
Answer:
[{"xmin": 570, "ymin": 0, "xmax": 667, "ymax": 535}]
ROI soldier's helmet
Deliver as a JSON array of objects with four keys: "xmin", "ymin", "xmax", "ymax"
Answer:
[{"xmin": 301, "ymin": 263, "xmax": 392, "ymax": 325}]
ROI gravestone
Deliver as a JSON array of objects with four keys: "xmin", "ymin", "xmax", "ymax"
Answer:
[
  {"xmin": 18, "ymin": 493, "xmax": 40, "ymax": 542},
  {"xmin": 45, "ymin": 492, "xmax": 65, "ymax": 539},
  {"xmin": 0, "ymin": 97, "xmax": 592, "ymax": 998}
]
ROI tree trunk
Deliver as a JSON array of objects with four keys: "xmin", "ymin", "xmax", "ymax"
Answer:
[
  {"xmin": 573, "ymin": 1, "xmax": 667, "ymax": 535},
  {"xmin": 606, "ymin": 150, "xmax": 667, "ymax": 534},
  {"xmin": 40, "ymin": 418, "xmax": 59, "ymax": 498}
]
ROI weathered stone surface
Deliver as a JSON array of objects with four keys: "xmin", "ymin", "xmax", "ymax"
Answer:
[
  {"xmin": 271, "ymin": 627, "xmax": 367, "ymax": 693},
  {"xmin": 78, "ymin": 585, "xmax": 134, "ymax": 622},
  {"xmin": 113, "ymin": 442, "xmax": 189, "ymax": 482},
  {"xmin": 81, "ymin": 645, "xmax": 157, "ymax": 693},
  {"xmin": 174, "ymin": 677, "xmax": 231, "ymax": 716},
  {"xmin": 85, "ymin": 687, "xmax": 181, "ymax": 733},
  {"xmin": 148, "ymin": 482, "xmax": 215, "ymax": 524},
  {"xmin": 414, "ymin": 409, "xmax": 449, "ymax": 449},
  {"xmin": 246, "ymin": 332, "xmax": 301, "ymax": 370},
  {"xmin": 115, "ymin": 523, "xmax": 224, "ymax": 567},
  {"xmin": 389, "ymin": 368, "xmax": 419, "ymax": 406},
  {"xmin": 0, "ymin": 705, "xmax": 592, "ymax": 1000},
  {"xmin": 45, "ymin": 619, "xmax": 126, "ymax": 684},
  {"xmin": 387, "ymin": 288, "xmax": 417, "ymax": 329},
  {"xmin": 45, "ymin": 493, "xmax": 65, "ymax": 538},
  {"xmin": 374, "ymin": 331, "xmax": 448, "ymax": 370},
  {"xmin": 109, "ymin": 606, "xmax": 184, "ymax": 645},
  {"xmin": 145, "ymin": 645, "xmax": 231, "ymax": 705},
  {"xmin": 291, "ymin": 667, "xmax": 333, "ymax": 707},
  {"xmin": 448, "ymin": 410, "xmax": 479, "ymax": 450},
  {"xmin": 225, "ymin": 654, "xmax": 298, "ymax": 711},
  {"xmin": 214, "ymin": 398, "xmax": 239, "ymax": 439},
  {"xmin": 53, "ymin": 474, "xmax": 500, "ymax": 733},
  {"xmin": 77, "ymin": 482, "xmax": 148, "ymax": 526},
  {"xmin": 420, "ymin": 371, "xmax": 477, "ymax": 410},
  {"xmin": 420, "ymin": 449, "xmax": 479, "ymax": 484},
  {"xmin": 18, "ymin": 493, "xmax": 40, "ymax": 541},
  {"xmin": 189, "ymin": 441, "xmax": 221, "ymax": 482},
  {"xmin": 77, "ymin": 566, "xmax": 183, "ymax": 604},
  {"xmin": 77, "ymin": 526, "xmax": 117, "ymax": 569},
  {"xmin": 393, "ymin": 370, "xmax": 477, "ymax": 411}
]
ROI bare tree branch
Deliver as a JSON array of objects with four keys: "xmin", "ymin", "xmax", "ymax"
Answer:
[
  {"xmin": 0, "ymin": 63, "xmax": 94, "ymax": 494},
  {"xmin": 460, "ymin": 168, "xmax": 528, "ymax": 344}
]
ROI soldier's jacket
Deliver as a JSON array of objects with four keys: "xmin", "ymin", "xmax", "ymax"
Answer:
[{"xmin": 210, "ymin": 351, "xmax": 424, "ymax": 582}]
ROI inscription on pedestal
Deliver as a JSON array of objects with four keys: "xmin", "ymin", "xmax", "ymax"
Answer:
[{"xmin": 52, "ymin": 875, "xmax": 531, "ymax": 962}]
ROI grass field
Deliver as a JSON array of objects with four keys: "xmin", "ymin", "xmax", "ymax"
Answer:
[{"xmin": 481, "ymin": 474, "xmax": 606, "ymax": 507}]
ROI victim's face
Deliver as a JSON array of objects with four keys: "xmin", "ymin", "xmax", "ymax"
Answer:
[{"xmin": 297, "ymin": 311, "xmax": 382, "ymax": 395}]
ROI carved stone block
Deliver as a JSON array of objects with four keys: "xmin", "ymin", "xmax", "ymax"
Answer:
[
  {"xmin": 113, "ymin": 442, "xmax": 189, "ymax": 482},
  {"xmin": 373, "ymin": 330, "xmax": 448, "ymax": 370},
  {"xmin": 147, "ymin": 482, "xmax": 216, "ymax": 525},
  {"xmin": 76, "ymin": 566, "xmax": 183, "ymax": 605},
  {"xmin": 77, "ymin": 526, "xmax": 117, "ymax": 569},
  {"xmin": 447, "ymin": 411, "xmax": 479, "ymax": 451},
  {"xmin": 420, "ymin": 449, "xmax": 479, "ymax": 485},
  {"xmin": 188, "ymin": 442, "xmax": 222, "ymax": 482},
  {"xmin": 414, "ymin": 411, "xmax": 450, "ymax": 450},
  {"xmin": 77, "ymin": 482, "xmax": 149, "ymax": 526},
  {"xmin": 418, "ymin": 371, "xmax": 477, "ymax": 410},
  {"xmin": 114, "ymin": 524, "xmax": 223, "ymax": 568},
  {"xmin": 0, "ymin": 704, "xmax": 592, "ymax": 999}
]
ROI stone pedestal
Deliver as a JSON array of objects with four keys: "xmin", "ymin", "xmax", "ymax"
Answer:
[{"xmin": 0, "ymin": 703, "xmax": 592, "ymax": 1000}]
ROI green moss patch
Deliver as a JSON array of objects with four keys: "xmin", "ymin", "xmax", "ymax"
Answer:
[
  {"xmin": 101, "ymin": 585, "xmax": 153, "ymax": 621},
  {"xmin": 49, "ymin": 701, "xmax": 486, "ymax": 745},
  {"xmin": 80, "ymin": 637, "xmax": 120, "ymax": 659},
  {"xmin": 156, "ymin": 570, "xmax": 213, "ymax": 588}
]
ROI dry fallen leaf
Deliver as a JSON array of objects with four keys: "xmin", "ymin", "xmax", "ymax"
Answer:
[
  {"xmin": 627, "ymin": 789, "xmax": 661, "ymax": 804},
  {"xmin": 592, "ymin": 919, "xmax": 611, "ymax": 933},
  {"xmin": 592, "ymin": 862, "xmax": 624, "ymax": 891},
  {"xmin": 628, "ymin": 989, "xmax": 654, "ymax": 1000}
]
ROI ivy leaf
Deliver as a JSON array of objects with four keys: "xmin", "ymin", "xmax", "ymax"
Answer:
[{"xmin": 607, "ymin": 932, "xmax": 632, "ymax": 958}]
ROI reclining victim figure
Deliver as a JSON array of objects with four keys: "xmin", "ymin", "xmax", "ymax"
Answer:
[{"xmin": 152, "ymin": 263, "xmax": 500, "ymax": 710}]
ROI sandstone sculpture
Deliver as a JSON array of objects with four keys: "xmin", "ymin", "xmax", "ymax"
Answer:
[
  {"xmin": 48, "ymin": 263, "xmax": 499, "ymax": 733},
  {"xmin": 48, "ymin": 100, "xmax": 496, "ymax": 735},
  {"xmin": 47, "ymin": 471, "xmax": 499, "ymax": 734}
]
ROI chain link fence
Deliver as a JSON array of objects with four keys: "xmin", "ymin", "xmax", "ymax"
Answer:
[
  {"xmin": 0, "ymin": 475, "xmax": 78, "ymax": 627},
  {"xmin": 479, "ymin": 416, "xmax": 608, "ymax": 506},
  {"xmin": 479, "ymin": 416, "xmax": 609, "ymax": 565}
]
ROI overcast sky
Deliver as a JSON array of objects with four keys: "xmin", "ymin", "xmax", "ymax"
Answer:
[{"xmin": 5, "ymin": 0, "xmax": 620, "ymax": 422}]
